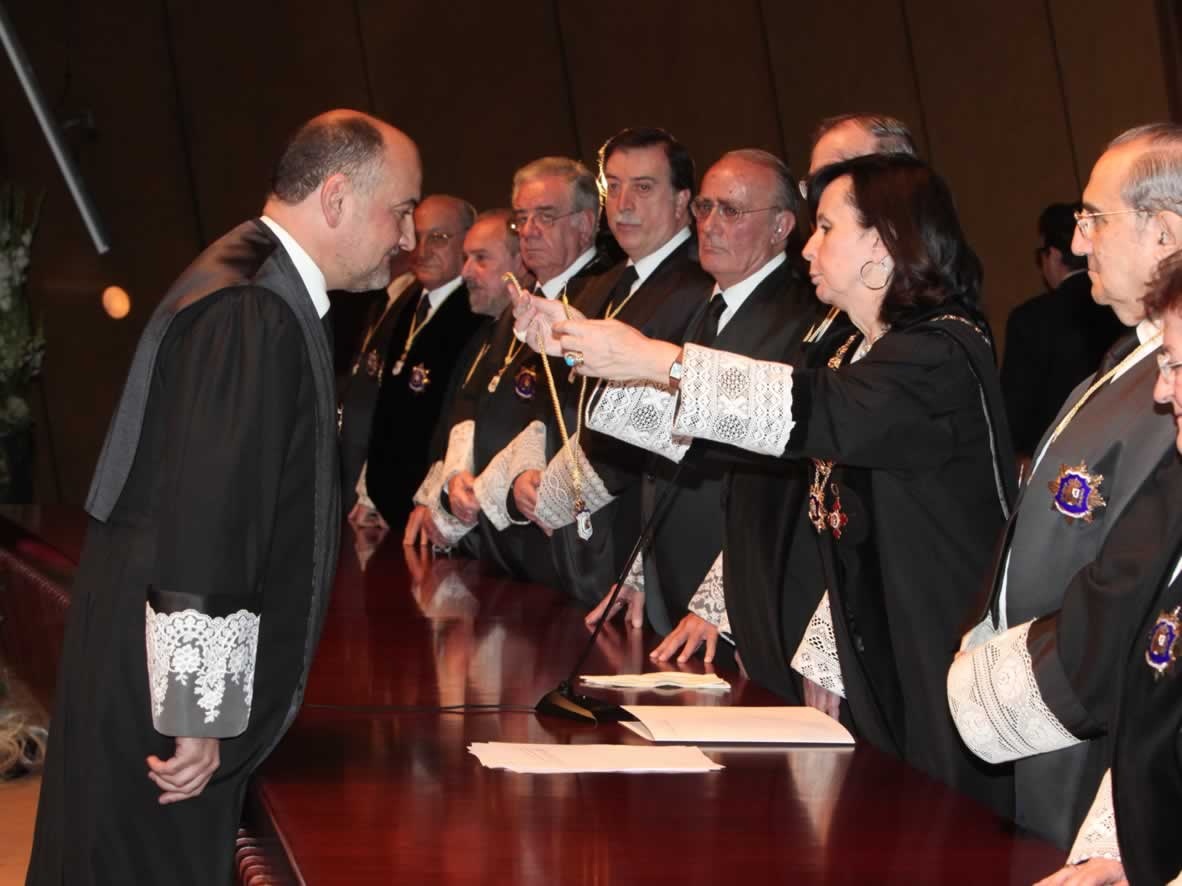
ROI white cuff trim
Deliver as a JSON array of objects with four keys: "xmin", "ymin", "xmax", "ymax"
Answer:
[
  {"xmin": 671, "ymin": 343, "xmax": 795, "ymax": 457},
  {"xmin": 1067, "ymin": 770, "xmax": 1121, "ymax": 865},
  {"xmin": 947, "ymin": 620, "xmax": 1082, "ymax": 764},
  {"xmin": 585, "ymin": 379, "xmax": 690, "ymax": 463},
  {"xmin": 474, "ymin": 421, "xmax": 546, "ymax": 530},
  {"xmin": 533, "ymin": 439, "xmax": 615, "ymax": 530},
  {"xmin": 791, "ymin": 592, "xmax": 846, "ymax": 699},
  {"xmin": 687, "ymin": 552, "xmax": 730, "ymax": 634},
  {"xmin": 442, "ymin": 420, "xmax": 476, "ymax": 487},
  {"xmin": 145, "ymin": 603, "xmax": 259, "ymax": 737}
]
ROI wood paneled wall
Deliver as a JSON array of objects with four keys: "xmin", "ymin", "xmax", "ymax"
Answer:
[{"xmin": 0, "ymin": 0, "xmax": 1173, "ymax": 503}]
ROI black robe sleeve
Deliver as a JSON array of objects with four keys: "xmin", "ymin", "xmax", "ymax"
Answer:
[{"xmin": 145, "ymin": 288, "xmax": 307, "ymax": 739}]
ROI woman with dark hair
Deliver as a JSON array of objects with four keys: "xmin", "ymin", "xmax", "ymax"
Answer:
[{"xmin": 515, "ymin": 153, "xmax": 1017, "ymax": 809}]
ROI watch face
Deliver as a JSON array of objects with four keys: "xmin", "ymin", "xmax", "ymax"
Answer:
[{"xmin": 669, "ymin": 361, "xmax": 684, "ymax": 380}]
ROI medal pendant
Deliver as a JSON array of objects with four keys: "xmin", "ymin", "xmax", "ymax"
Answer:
[
  {"xmin": 1146, "ymin": 606, "xmax": 1182, "ymax": 679},
  {"xmin": 575, "ymin": 505, "xmax": 593, "ymax": 541},
  {"xmin": 487, "ymin": 370, "xmax": 503, "ymax": 394},
  {"xmin": 514, "ymin": 366, "xmax": 538, "ymax": 401},
  {"xmin": 391, "ymin": 355, "xmax": 407, "ymax": 377},
  {"xmin": 1048, "ymin": 462, "xmax": 1107, "ymax": 524},
  {"xmin": 408, "ymin": 363, "xmax": 431, "ymax": 394}
]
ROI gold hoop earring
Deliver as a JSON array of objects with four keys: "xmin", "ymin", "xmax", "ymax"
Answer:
[{"xmin": 860, "ymin": 259, "xmax": 890, "ymax": 291}]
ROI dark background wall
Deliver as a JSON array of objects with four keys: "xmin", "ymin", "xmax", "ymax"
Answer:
[{"xmin": 1, "ymin": 0, "xmax": 1174, "ymax": 504}]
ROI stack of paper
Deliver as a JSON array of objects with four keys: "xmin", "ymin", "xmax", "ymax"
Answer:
[
  {"xmin": 580, "ymin": 672, "xmax": 730, "ymax": 691},
  {"xmin": 620, "ymin": 706, "xmax": 855, "ymax": 745},
  {"xmin": 468, "ymin": 742, "xmax": 724, "ymax": 773}
]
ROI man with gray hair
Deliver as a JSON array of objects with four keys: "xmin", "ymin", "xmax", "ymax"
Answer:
[
  {"xmin": 357, "ymin": 194, "xmax": 482, "ymax": 527},
  {"xmin": 950, "ymin": 122, "xmax": 1182, "ymax": 849},
  {"xmin": 27, "ymin": 109, "xmax": 421, "ymax": 885}
]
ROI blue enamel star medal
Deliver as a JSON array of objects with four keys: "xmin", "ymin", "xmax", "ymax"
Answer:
[
  {"xmin": 514, "ymin": 365, "xmax": 537, "ymax": 401},
  {"xmin": 1146, "ymin": 606, "xmax": 1182, "ymax": 679},
  {"xmin": 1048, "ymin": 462, "xmax": 1107, "ymax": 523},
  {"xmin": 407, "ymin": 363, "xmax": 431, "ymax": 394}
]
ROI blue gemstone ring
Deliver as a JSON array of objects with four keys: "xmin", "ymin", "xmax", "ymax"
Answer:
[{"xmin": 563, "ymin": 351, "xmax": 584, "ymax": 368}]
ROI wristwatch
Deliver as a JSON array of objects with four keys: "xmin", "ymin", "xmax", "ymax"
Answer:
[{"xmin": 668, "ymin": 350, "xmax": 685, "ymax": 391}]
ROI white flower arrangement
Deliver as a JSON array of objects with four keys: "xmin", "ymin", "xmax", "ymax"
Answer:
[{"xmin": 0, "ymin": 185, "xmax": 45, "ymax": 435}]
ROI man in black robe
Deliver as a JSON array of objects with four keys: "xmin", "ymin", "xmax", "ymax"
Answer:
[
  {"xmin": 26, "ymin": 110, "xmax": 422, "ymax": 886},
  {"xmin": 430, "ymin": 157, "xmax": 612, "ymax": 590},
  {"xmin": 355, "ymin": 195, "xmax": 482, "ymax": 527},
  {"xmin": 560, "ymin": 139, "xmax": 815, "ymax": 629},
  {"xmin": 402, "ymin": 208, "xmax": 531, "ymax": 551},
  {"xmin": 950, "ymin": 123, "xmax": 1182, "ymax": 848}
]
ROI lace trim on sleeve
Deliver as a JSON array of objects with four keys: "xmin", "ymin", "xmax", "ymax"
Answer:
[
  {"xmin": 1067, "ymin": 770, "xmax": 1121, "ymax": 864},
  {"xmin": 947, "ymin": 620, "xmax": 1082, "ymax": 764},
  {"xmin": 441, "ymin": 420, "xmax": 476, "ymax": 486},
  {"xmin": 145, "ymin": 602, "xmax": 259, "ymax": 738},
  {"xmin": 585, "ymin": 379, "xmax": 690, "ymax": 463},
  {"xmin": 790, "ymin": 592, "xmax": 846, "ymax": 699},
  {"xmin": 474, "ymin": 421, "xmax": 546, "ymax": 530},
  {"xmin": 624, "ymin": 550, "xmax": 645, "ymax": 594},
  {"xmin": 413, "ymin": 461, "xmax": 445, "ymax": 508},
  {"xmin": 687, "ymin": 552, "xmax": 730, "ymax": 634},
  {"xmin": 533, "ymin": 438, "xmax": 615, "ymax": 531},
  {"xmin": 670, "ymin": 343, "xmax": 795, "ymax": 457}
]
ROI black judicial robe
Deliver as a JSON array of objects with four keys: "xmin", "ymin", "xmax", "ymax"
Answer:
[
  {"xmin": 366, "ymin": 282, "xmax": 481, "ymax": 524},
  {"xmin": 338, "ymin": 288, "xmax": 410, "ymax": 511},
  {"xmin": 774, "ymin": 307, "xmax": 1017, "ymax": 812},
  {"xmin": 449, "ymin": 255, "xmax": 611, "ymax": 587},
  {"xmin": 1016, "ymin": 448, "xmax": 1182, "ymax": 881},
  {"xmin": 27, "ymin": 220, "xmax": 340, "ymax": 886},
  {"xmin": 547, "ymin": 240, "xmax": 711, "ymax": 608},
  {"xmin": 644, "ymin": 262, "xmax": 817, "ymax": 634}
]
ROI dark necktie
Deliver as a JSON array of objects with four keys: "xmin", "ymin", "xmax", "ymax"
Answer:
[
  {"xmin": 695, "ymin": 292, "xmax": 728, "ymax": 346},
  {"xmin": 606, "ymin": 265, "xmax": 640, "ymax": 315},
  {"xmin": 413, "ymin": 291, "xmax": 432, "ymax": 329},
  {"xmin": 1094, "ymin": 331, "xmax": 1140, "ymax": 380}
]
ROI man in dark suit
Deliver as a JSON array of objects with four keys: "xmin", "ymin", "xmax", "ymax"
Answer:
[
  {"xmin": 355, "ymin": 194, "xmax": 482, "ymax": 527},
  {"xmin": 1002, "ymin": 202, "xmax": 1124, "ymax": 457},
  {"xmin": 515, "ymin": 128, "xmax": 713, "ymax": 609},
  {"xmin": 431, "ymin": 157, "xmax": 610, "ymax": 590},
  {"xmin": 26, "ymin": 110, "xmax": 421, "ymax": 886}
]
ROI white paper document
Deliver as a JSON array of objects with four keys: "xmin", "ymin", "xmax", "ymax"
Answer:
[
  {"xmin": 468, "ymin": 742, "xmax": 724, "ymax": 774},
  {"xmin": 580, "ymin": 673, "xmax": 730, "ymax": 691},
  {"xmin": 619, "ymin": 706, "xmax": 855, "ymax": 745}
]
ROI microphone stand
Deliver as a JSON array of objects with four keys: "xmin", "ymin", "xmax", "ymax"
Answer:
[{"xmin": 535, "ymin": 463, "xmax": 684, "ymax": 724}]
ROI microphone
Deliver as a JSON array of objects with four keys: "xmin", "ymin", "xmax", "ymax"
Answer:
[{"xmin": 535, "ymin": 462, "xmax": 684, "ymax": 723}]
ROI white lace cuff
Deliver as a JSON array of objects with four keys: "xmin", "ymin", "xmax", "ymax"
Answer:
[
  {"xmin": 474, "ymin": 421, "xmax": 546, "ymax": 530},
  {"xmin": 427, "ymin": 497, "xmax": 475, "ymax": 547},
  {"xmin": 533, "ymin": 438, "xmax": 615, "ymax": 530},
  {"xmin": 947, "ymin": 620, "xmax": 1083, "ymax": 764},
  {"xmin": 585, "ymin": 380, "xmax": 690, "ymax": 463},
  {"xmin": 508, "ymin": 419, "xmax": 547, "ymax": 479},
  {"xmin": 687, "ymin": 552, "xmax": 730, "ymax": 634},
  {"xmin": 670, "ymin": 343, "xmax": 795, "ymax": 457},
  {"xmin": 625, "ymin": 551, "xmax": 645, "ymax": 594},
  {"xmin": 442, "ymin": 420, "xmax": 476, "ymax": 486},
  {"xmin": 1067, "ymin": 770, "xmax": 1121, "ymax": 864},
  {"xmin": 145, "ymin": 594, "xmax": 260, "ymax": 738},
  {"xmin": 413, "ymin": 461, "xmax": 445, "ymax": 508},
  {"xmin": 790, "ymin": 592, "xmax": 846, "ymax": 699}
]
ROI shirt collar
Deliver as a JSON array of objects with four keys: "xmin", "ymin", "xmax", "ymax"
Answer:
[
  {"xmin": 425, "ymin": 275, "xmax": 464, "ymax": 313},
  {"xmin": 711, "ymin": 251, "xmax": 787, "ymax": 310},
  {"xmin": 1136, "ymin": 316, "xmax": 1160, "ymax": 346},
  {"xmin": 259, "ymin": 216, "xmax": 330, "ymax": 319},
  {"xmin": 630, "ymin": 227, "xmax": 692, "ymax": 288},
  {"xmin": 540, "ymin": 247, "xmax": 597, "ymax": 299}
]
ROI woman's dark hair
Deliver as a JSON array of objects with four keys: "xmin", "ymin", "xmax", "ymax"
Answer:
[
  {"xmin": 1144, "ymin": 249, "xmax": 1182, "ymax": 320},
  {"xmin": 808, "ymin": 153, "xmax": 984, "ymax": 328}
]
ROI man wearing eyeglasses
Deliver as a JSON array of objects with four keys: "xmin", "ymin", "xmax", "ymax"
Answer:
[
  {"xmin": 511, "ymin": 128, "xmax": 711, "ymax": 609},
  {"xmin": 951, "ymin": 123, "xmax": 1182, "ymax": 850},
  {"xmin": 355, "ymin": 194, "xmax": 482, "ymax": 528}
]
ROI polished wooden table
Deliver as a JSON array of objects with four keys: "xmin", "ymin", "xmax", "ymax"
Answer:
[{"xmin": 0, "ymin": 509, "xmax": 1066, "ymax": 884}]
